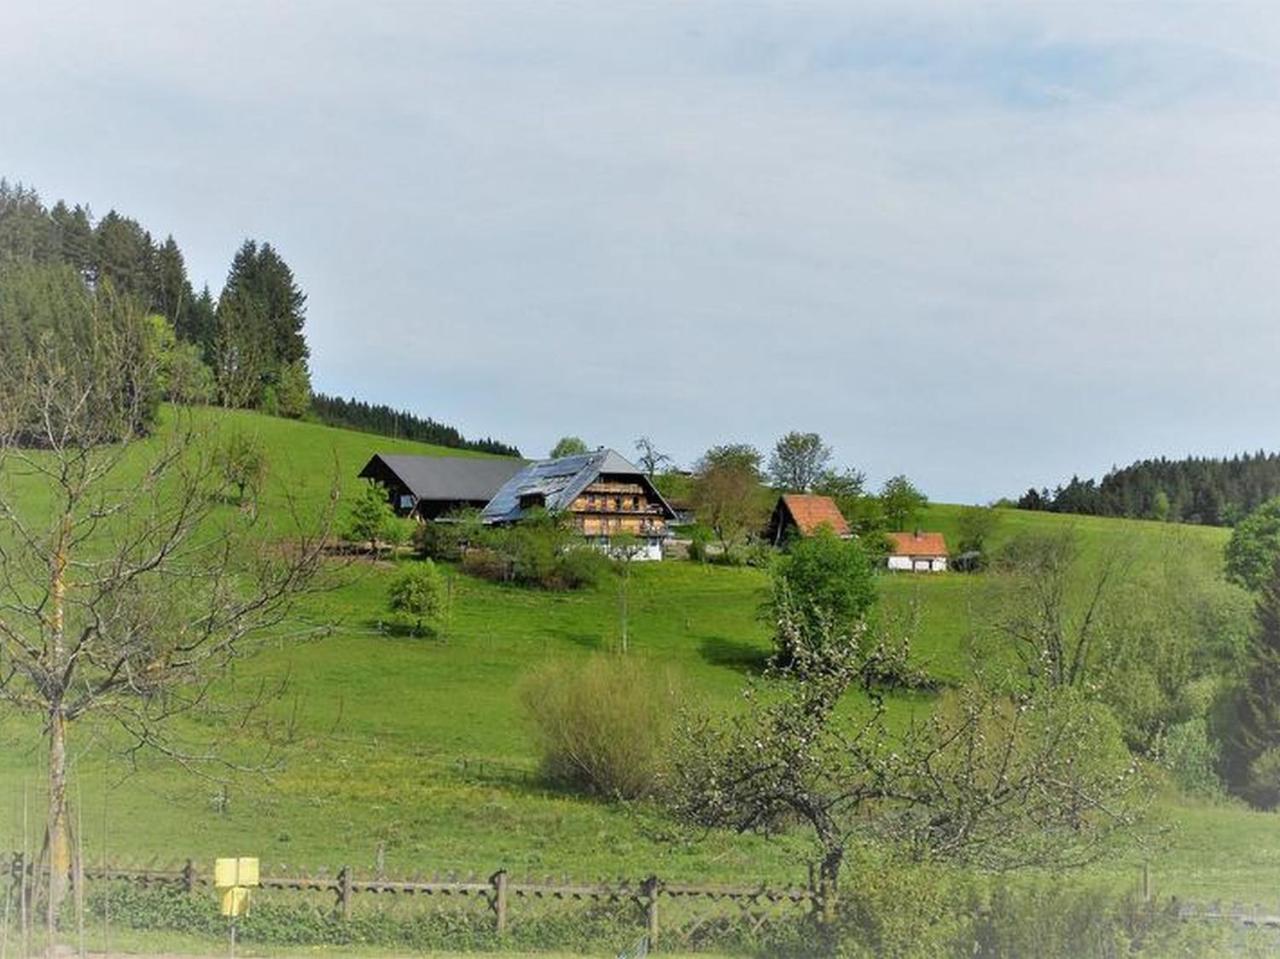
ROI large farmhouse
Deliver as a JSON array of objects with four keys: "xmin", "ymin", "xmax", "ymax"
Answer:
[
  {"xmin": 886, "ymin": 531, "xmax": 949, "ymax": 572},
  {"xmin": 357, "ymin": 449, "xmax": 677, "ymax": 560},
  {"xmin": 483, "ymin": 449, "xmax": 677, "ymax": 560}
]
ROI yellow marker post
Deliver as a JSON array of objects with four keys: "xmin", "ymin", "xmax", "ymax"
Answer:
[{"xmin": 214, "ymin": 857, "xmax": 259, "ymax": 958}]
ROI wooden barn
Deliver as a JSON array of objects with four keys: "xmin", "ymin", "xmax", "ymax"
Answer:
[
  {"xmin": 481, "ymin": 449, "xmax": 678, "ymax": 560},
  {"xmin": 766, "ymin": 493, "xmax": 851, "ymax": 545},
  {"xmin": 357, "ymin": 454, "xmax": 525, "ymax": 519}
]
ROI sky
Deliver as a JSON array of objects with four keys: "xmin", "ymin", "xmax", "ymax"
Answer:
[{"xmin": 3, "ymin": 2, "xmax": 1280, "ymax": 503}]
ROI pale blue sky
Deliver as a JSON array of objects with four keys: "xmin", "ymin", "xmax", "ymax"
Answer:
[{"xmin": 4, "ymin": 2, "xmax": 1280, "ymax": 501}]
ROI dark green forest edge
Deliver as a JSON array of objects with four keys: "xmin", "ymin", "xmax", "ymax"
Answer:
[
  {"xmin": 1015, "ymin": 454, "xmax": 1280, "ymax": 526},
  {"xmin": 0, "ymin": 179, "xmax": 518, "ymax": 455}
]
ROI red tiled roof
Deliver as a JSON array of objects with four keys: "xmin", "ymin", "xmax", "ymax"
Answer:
[
  {"xmin": 887, "ymin": 531, "xmax": 948, "ymax": 557},
  {"xmin": 781, "ymin": 494, "xmax": 851, "ymax": 537}
]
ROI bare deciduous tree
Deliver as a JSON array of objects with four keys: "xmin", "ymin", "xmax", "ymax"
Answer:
[
  {"xmin": 0, "ymin": 323, "xmax": 335, "ymax": 929},
  {"xmin": 633, "ymin": 436, "xmax": 672, "ymax": 477}
]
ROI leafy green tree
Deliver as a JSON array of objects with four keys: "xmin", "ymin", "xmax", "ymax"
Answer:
[
  {"xmin": 144, "ymin": 314, "xmax": 214, "ymax": 403},
  {"xmin": 1225, "ymin": 498, "xmax": 1280, "ymax": 592},
  {"xmin": 879, "ymin": 474, "xmax": 928, "ymax": 531},
  {"xmin": 956, "ymin": 505, "xmax": 1001, "ymax": 567},
  {"xmin": 769, "ymin": 527, "xmax": 876, "ymax": 664},
  {"xmin": 387, "ymin": 561, "xmax": 445, "ymax": 635},
  {"xmin": 550, "ymin": 435, "xmax": 588, "ymax": 458},
  {"xmin": 768, "ymin": 431, "xmax": 832, "ymax": 491},
  {"xmin": 812, "ymin": 467, "xmax": 867, "ymax": 524},
  {"xmin": 344, "ymin": 481, "xmax": 398, "ymax": 555},
  {"xmin": 692, "ymin": 444, "xmax": 766, "ymax": 555}
]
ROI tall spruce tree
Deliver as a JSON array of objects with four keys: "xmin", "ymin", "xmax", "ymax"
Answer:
[
  {"xmin": 49, "ymin": 200, "xmax": 95, "ymax": 280},
  {"xmin": 94, "ymin": 210, "xmax": 156, "ymax": 303},
  {"xmin": 1225, "ymin": 556, "xmax": 1280, "ymax": 808},
  {"xmin": 152, "ymin": 234, "xmax": 194, "ymax": 330}
]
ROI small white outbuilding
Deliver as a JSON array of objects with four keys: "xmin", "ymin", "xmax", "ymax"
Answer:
[{"xmin": 886, "ymin": 531, "xmax": 949, "ymax": 572}]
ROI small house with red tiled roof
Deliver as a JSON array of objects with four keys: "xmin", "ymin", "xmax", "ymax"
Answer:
[
  {"xmin": 886, "ymin": 531, "xmax": 949, "ymax": 572},
  {"xmin": 767, "ymin": 494, "xmax": 851, "ymax": 545}
]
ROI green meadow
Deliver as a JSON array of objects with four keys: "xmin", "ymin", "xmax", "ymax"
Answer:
[{"xmin": 0, "ymin": 407, "xmax": 1271, "ymax": 906}]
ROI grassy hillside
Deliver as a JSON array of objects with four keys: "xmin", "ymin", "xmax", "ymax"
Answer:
[{"xmin": 0, "ymin": 409, "xmax": 1268, "ymax": 905}]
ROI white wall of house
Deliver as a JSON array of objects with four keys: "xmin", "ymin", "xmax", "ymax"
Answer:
[
  {"xmin": 592, "ymin": 537, "xmax": 664, "ymax": 562},
  {"xmin": 888, "ymin": 555, "xmax": 947, "ymax": 572}
]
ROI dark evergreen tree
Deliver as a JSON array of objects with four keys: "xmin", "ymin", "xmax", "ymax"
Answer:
[
  {"xmin": 152, "ymin": 235, "xmax": 194, "ymax": 330},
  {"xmin": 0, "ymin": 180, "xmax": 58, "ymax": 263},
  {"xmin": 1223, "ymin": 557, "xmax": 1280, "ymax": 808},
  {"xmin": 49, "ymin": 200, "xmax": 95, "ymax": 281},
  {"xmin": 219, "ymin": 239, "xmax": 308, "ymax": 365},
  {"xmin": 94, "ymin": 211, "xmax": 155, "ymax": 303}
]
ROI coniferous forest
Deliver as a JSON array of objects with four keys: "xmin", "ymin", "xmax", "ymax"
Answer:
[
  {"xmin": 309, "ymin": 393, "xmax": 519, "ymax": 456},
  {"xmin": 0, "ymin": 179, "xmax": 517, "ymax": 455},
  {"xmin": 1017, "ymin": 452, "xmax": 1280, "ymax": 526}
]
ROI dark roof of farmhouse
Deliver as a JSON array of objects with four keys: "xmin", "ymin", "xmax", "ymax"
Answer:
[
  {"xmin": 482, "ymin": 449, "xmax": 677, "ymax": 524},
  {"xmin": 359, "ymin": 454, "xmax": 525, "ymax": 502}
]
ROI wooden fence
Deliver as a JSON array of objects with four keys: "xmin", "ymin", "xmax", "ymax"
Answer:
[{"xmin": 4, "ymin": 854, "xmax": 815, "ymax": 949}]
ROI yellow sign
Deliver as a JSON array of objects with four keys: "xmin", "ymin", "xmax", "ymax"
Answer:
[
  {"xmin": 215, "ymin": 857, "xmax": 259, "ymax": 918},
  {"xmin": 214, "ymin": 857, "xmax": 260, "ymax": 889},
  {"xmin": 220, "ymin": 886, "xmax": 250, "ymax": 918}
]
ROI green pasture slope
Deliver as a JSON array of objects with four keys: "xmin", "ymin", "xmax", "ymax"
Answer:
[{"xmin": 0, "ymin": 408, "xmax": 1271, "ymax": 904}]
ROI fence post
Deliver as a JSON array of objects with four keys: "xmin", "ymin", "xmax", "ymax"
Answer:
[
  {"xmin": 491, "ymin": 870, "xmax": 508, "ymax": 936},
  {"xmin": 182, "ymin": 858, "xmax": 197, "ymax": 896},
  {"xmin": 642, "ymin": 875, "xmax": 660, "ymax": 947},
  {"xmin": 338, "ymin": 866, "xmax": 353, "ymax": 921}
]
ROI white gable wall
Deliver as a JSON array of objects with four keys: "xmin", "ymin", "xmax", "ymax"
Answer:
[{"xmin": 888, "ymin": 555, "xmax": 947, "ymax": 572}]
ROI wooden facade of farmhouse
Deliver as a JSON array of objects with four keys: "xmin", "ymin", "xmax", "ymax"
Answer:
[{"xmin": 567, "ymin": 479, "xmax": 672, "ymax": 538}]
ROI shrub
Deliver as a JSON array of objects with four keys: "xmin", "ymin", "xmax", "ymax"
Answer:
[
  {"xmin": 520, "ymin": 655, "xmax": 680, "ymax": 800},
  {"xmin": 461, "ymin": 546, "xmax": 510, "ymax": 582},
  {"xmin": 413, "ymin": 509, "xmax": 486, "ymax": 561},
  {"xmin": 547, "ymin": 546, "xmax": 609, "ymax": 590},
  {"xmin": 387, "ymin": 561, "xmax": 445, "ymax": 636},
  {"xmin": 1157, "ymin": 717, "xmax": 1224, "ymax": 799},
  {"xmin": 453, "ymin": 510, "xmax": 607, "ymax": 591}
]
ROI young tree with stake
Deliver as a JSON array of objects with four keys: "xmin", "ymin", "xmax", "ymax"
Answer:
[{"xmin": 0, "ymin": 311, "xmax": 334, "ymax": 930}]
